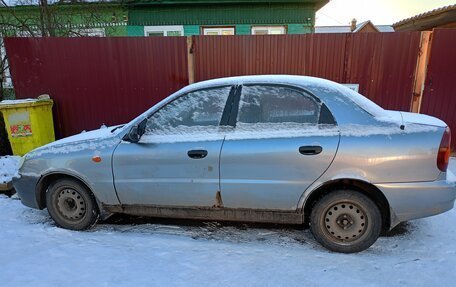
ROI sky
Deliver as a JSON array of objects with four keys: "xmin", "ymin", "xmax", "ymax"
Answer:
[{"xmin": 316, "ymin": 0, "xmax": 456, "ymax": 26}]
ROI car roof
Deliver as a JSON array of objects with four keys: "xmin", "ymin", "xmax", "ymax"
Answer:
[
  {"xmin": 178, "ymin": 75, "xmax": 386, "ymax": 124},
  {"xmin": 181, "ymin": 75, "xmax": 337, "ymax": 94},
  {"xmin": 122, "ymin": 75, "xmax": 386, "ymax": 134}
]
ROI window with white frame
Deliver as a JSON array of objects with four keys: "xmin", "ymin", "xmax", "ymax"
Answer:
[
  {"xmin": 144, "ymin": 26, "xmax": 184, "ymax": 37},
  {"xmin": 202, "ymin": 27, "xmax": 235, "ymax": 36},
  {"xmin": 251, "ymin": 26, "xmax": 286, "ymax": 35}
]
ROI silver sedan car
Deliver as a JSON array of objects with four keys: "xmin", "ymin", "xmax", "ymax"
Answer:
[{"xmin": 13, "ymin": 75, "xmax": 455, "ymax": 253}]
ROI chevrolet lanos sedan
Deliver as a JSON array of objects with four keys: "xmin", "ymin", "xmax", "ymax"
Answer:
[{"xmin": 13, "ymin": 75, "xmax": 455, "ymax": 253}]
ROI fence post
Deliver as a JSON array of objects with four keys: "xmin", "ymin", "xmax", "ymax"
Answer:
[
  {"xmin": 187, "ymin": 36, "xmax": 195, "ymax": 84},
  {"xmin": 410, "ymin": 31, "xmax": 433, "ymax": 113}
]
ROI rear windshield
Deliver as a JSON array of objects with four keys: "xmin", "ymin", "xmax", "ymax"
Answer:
[{"xmin": 338, "ymin": 85, "xmax": 385, "ymax": 117}]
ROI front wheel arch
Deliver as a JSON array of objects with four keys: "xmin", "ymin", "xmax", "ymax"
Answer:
[
  {"xmin": 303, "ymin": 179, "xmax": 391, "ymax": 233},
  {"xmin": 36, "ymin": 172, "xmax": 96, "ymax": 210}
]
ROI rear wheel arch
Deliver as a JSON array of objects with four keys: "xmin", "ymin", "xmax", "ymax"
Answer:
[{"xmin": 303, "ymin": 179, "xmax": 391, "ymax": 233}]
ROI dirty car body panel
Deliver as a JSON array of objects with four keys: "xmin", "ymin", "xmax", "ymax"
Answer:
[{"xmin": 13, "ymin": 75, "xmax": 456, "ymax": 231}]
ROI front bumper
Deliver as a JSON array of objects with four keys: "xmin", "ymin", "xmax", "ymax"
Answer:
[
  {"xmin": 376, "ymin": 179, "xmax": 456, "ymax": 227},
  {"xmin": 12, "ymin": 175, "xmax": 41, "ymax": 209}
]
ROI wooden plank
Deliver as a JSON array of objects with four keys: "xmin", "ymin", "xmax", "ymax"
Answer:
[
  {"xmin": 411, "ymin": 31, "xmax": 433, "ymax": 113},
  {"xmin": 187, "ymin": 36, "xmax": 195, "ymax": 84}
]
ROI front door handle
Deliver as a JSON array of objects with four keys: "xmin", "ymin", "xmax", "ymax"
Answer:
[
  {"xmin": 299, "ymin": 146, "xmax": 322, "ymax": 155},
  {"xmin": 187, "ymin": 149, "xmax": 208, "ymax": 159}
]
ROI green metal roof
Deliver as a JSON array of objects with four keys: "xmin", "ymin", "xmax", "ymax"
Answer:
[
  {"xmin": 128, "ymin": 0, "xmax": 326, "ymax": 5},
  {"xmin": 129, "ymin": 2, "xmax": 317, "ymax": 26}
]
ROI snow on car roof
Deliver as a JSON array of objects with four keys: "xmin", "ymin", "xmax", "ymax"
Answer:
[{"xmin": 182, "ymin": 75, "xmax": 386, "ymax": 118}]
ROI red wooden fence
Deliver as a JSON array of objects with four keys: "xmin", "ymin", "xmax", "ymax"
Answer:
[
  {"xmin": 193, "ymin": 32, "xmax": 421, "ymax": 111},
  {"xmin": 4, "ymin": 31, "xmax": 453, "ymax": 139},
  {"xmin": 420, "ymin": 29, "xmax": 456, "ymax": 138},
  {"xmin": 5, "ymin": 37, "xmax": 188, "ymax": 138}
]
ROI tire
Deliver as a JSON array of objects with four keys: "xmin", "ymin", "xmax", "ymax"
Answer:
[
  {"xmin": 310, "ymin": 190, "xmax": 382, "ymax": 253},
  {"xmin": 46, "ymin": 178, "xmax": 99, "ymax": 230}
]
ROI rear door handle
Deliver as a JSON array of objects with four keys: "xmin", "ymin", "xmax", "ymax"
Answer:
[
  {"xmin": 299, "ymin": 146, "xmax": 322, "ymax": 155},
  {"xmin": 187, "ymin": 149, "xmax": 208, "ymax": 159}
]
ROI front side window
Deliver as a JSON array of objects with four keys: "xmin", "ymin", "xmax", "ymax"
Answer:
[
  {"xmin": 237, "ymin": 85, "xmax": 320, "ymax": 125},
  {"xmin": 145, "ymin": 86, "xmax": 231, "ymax": 136}
]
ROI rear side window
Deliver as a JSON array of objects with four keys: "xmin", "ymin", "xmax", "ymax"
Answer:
[{"xmin": 237, "ymin": 85, "xmax": 321, "ymax": 125}]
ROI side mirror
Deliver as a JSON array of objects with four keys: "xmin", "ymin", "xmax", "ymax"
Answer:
[
  {"xmin": 124, "ymin": 125, "xmax": 140, "ymax": 143},
  {"xmin": 138, "ymin": 118, "xmax": 147, "ymax": 137},
  {"xmin": 123, "ymin": 118, "xmax": 148, "ymax": 143}
]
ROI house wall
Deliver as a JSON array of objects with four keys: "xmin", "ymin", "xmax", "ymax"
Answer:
[
  {"xmin": 358, "ymin": 24, "xmax": 379, "ymax": 33},
  {"xmin": 288, "ymin": 24, "xmax": 313, "ymax": 34},
  {"xmin": 1, "ymin": 2, "xmax": 318, "ymax": 37},
  {"xmin": 128, "ymin": 2, "xmax": 316, "ymax": 35},
  {"xmin": 128, "ymin": 3, "xmax": 315, "ymax": 26},
  {"xmin": 184, "ymin": 26, "xmax": 200, "ymax": 36},
  {"xmin": 127, "ymin": 26, "xmax": 145, "ymax": 36}
]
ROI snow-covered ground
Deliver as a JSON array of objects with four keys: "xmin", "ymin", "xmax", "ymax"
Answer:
[
  {"xmin": 0, "ymin": 159, "xmax": 455, "ymax": 286},
  {"xmin": 0, "ymin": 156, "xmax": 20, "ymax": 184}
]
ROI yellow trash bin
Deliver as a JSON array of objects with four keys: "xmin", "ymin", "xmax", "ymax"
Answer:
[{"xmin": 0, "ymin": 97, "xmax": 55, "ymax": 156}]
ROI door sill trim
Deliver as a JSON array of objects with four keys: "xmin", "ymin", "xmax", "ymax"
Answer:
[{"xmin": 103, "ymin": 204, "xmax": 304, "ymax": 225}]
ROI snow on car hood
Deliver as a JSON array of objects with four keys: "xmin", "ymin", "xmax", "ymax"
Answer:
[
  {"xmin": 47, "ymin": 125, "xmax": 121, "ymax": 147},
  {"xmin": 25, "ymin": 125, "xmax": 123, "ymax": 159},
  {"xmin": 379, "ymin": 110, "xmax": 447, "ymax": 128}
]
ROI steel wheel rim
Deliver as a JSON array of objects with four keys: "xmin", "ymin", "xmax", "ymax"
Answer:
[
  {"xmin": 323, "ymin": 201, "xmax": 368, "ymax": 243},
  {"xmin": 56, "ymin": 188, "xmax": 86, "ymax": 221}
]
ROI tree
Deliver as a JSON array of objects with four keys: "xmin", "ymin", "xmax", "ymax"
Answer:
[{"xmin": 0, "ymin": 0, "xmax": 124, "ymax": 100}]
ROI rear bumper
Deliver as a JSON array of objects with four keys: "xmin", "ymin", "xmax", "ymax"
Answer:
[
  {"xmin": 376, "ymin": 179, "xmax": 456, "ymax": 227},
  {"xmin": 12, "ymin": 175, "xmax": 41, "ymax": 209}
]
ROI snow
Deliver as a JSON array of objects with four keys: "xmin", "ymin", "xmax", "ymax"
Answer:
[
  {"xmin": 378, "ymin": 111, "xmax": 447, "ymax": 128},
  {"xmin": 399, "ymin": 111, "xmax": 447, "ymax": 127},
  {"xmin": 0, "ymin": 160, "xmax": 455, "ymax": 286},
  {"xmin": 43, "ymin": 125, "xmax": 122, "ymax": 147},
  {"xmin": 140, "ymin": 125, "xmax": 225, "ymax": 143},
  {"xmin": 147, "ymin": 87, "xmax": 229, "ymax": 131},
  {"xmin": 139, "ymin": 122, "xmax": 438, "ymax": 144},
  {"xmin": 0, "ymin": 99, "xmax": 40, "ymax": 105},
  {"xmin": 26, "ymin": 137, "xmax": 120, "ymax": 159},
  {"xmin": 120, "ymin": 75, "xmax": 370, "ymax": 133},
  {"xmin": 0, "ymin": 95, "xmax": 51, "ymax": 106},
  {"xmin": 0, "ymin": 156, "xmax": 21, "ymax": 184}
]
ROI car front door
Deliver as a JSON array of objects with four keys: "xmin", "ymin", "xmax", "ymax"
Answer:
[
  {"xmin": 112, "ymin": 86, "xmax": 233, "ymax": 207},
  {"xmin": 220, "ymin": 84, "xmax": 340, "ymax": 210}
]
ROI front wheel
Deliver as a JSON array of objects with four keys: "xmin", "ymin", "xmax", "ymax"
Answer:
[
  {"xmin": 46, "ymin": 179, "xmax": 99, "ymax": 230},
  {"xmin": 310, "ymin": 190, "xmax": 382, "ymax": 253}
]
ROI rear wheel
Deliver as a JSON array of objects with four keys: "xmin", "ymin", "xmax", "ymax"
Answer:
[
  {"xmin": 46, "ymin": 179, "xmax": 99, "ymax": 230},
  {"xmin": 310, "ymin": 190, "xmax": 382, "ymax": 253}
]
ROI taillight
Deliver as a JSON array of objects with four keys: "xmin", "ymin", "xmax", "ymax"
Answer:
[{"xmin": 437, "ymin": 127, "xmax": 451, "ymax": 172}]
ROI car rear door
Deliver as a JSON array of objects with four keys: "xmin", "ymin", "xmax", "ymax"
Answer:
[
  {"xmin": 112, "ymin": 86, "xmax": 234, "ymax": 207},
  {"xmin": 220, "ymin": 84, "xmax": 340, "ymax": 210}
]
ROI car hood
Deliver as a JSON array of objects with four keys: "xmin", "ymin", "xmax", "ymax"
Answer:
[
  {"xmin": 24, "ymin": 125, "xmax": 123, "ymax": 159},
  {"xmin": 379, "ymin": 110, "xmax": 447, "ymax": 128},
  {"xmin": 48, "ymin": 126, "xmax": 121, "ymax": 147}
]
